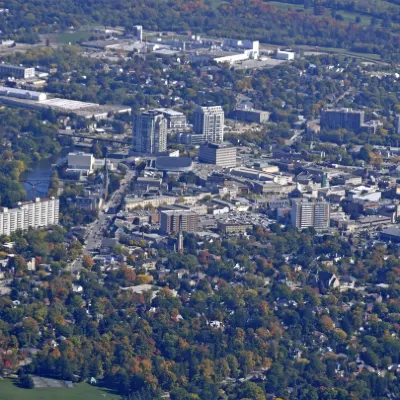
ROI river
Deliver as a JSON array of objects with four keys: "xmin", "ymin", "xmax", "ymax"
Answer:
[{"xmin": 21, "ymin": 147, "xmax": 72, "ymax": 200}]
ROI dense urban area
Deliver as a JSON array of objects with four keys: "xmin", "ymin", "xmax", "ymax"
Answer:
[{"xmin": 1, "ymin": 1, "xmax": 400, "ymax": 400}]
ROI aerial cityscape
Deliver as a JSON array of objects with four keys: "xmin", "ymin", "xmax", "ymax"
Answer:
[{"xmin": 0, "ymin": 1, "xmax": 400, "ymax": 399}]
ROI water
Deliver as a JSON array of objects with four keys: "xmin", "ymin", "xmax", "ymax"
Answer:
[{"xmin": 21, "ymin": 147, "xmax": 72, "ymax": 200}]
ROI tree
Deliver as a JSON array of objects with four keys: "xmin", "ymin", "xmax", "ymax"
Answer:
[{"xmin": 82, "ymin": 255, "xmax": 95, "ymax": 270}]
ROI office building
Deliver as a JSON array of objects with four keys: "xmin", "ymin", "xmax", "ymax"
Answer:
[
  {"xmin": 67, "ymin": 152, "xmax": 95, "ymax": 173},
  {"xmin": 320, "ymin": 108, "xmax": 365, "ymax": 131},
  {"xmin": 0, "ymin": 197, "xmax": 59, "ymax": 236},
  {"xmin": 0, "ymin": 63, "xmax": 35, "ymax": 79},
  {"xmin": 199, "ymin": 143, "xmax": 237, "ymax": 168},
  {"xmin": 291, "ymin": 199, "xmax": 330, "ymax": 230},
  {"xmin": 160, "ymin": 210, "xmax": 198, "ymax": 234},
  {"xmin": 194, "ymin": 105, "xmax": 224, "ymax": 143},
  {"xmin": 133, "ymin": 110, "xmax": 167, "ymax": 154},
  {"xmin": 231, "ymin": 108, "xmax": 270, "ymax": 124}
]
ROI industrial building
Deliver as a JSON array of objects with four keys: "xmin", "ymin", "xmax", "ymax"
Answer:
[
  {"xmin": 291, "ymin": 199, "xmax": 330, "ymax": 230},
  {"xmin": 199, "ymin": 143, "xmax": 237, "ymax": 168},
  {"xmin": 194, "ymin": 105, "xmax": 224, "ymax": 143},
  {"xmin": 0, "ymin": 197, "xmax": 59, "ymax": 236},
  {"xmin": 0, "ymin": 87, "xmax": 131, "ymax": 119},
  {"xmin": 0, "ymin": 63, "xmax": 35, "ymax": 79},
  {"xmin": 133, "ymin": 110, "xmax": 168, "ymax": 154},
  {"xmin": 160, "ymin": 210, "xmax": 199, "ymax": 234},
  {"xmin": 67, "ymin": 152, "xmax": 95, "ymax": 174},
  {"xmin": 276, "ymin": 49, "xmax": 295, "ymax": 60}
]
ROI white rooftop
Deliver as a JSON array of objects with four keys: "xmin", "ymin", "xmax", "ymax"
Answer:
[{"xmin": 39, "ymin": 98, "xmax": 99, "ymax": 110}]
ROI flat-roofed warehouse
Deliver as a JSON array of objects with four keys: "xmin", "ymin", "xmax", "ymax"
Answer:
[{"xmin": 0, "ymin": 86, "xmax": 131, "ymax": 120}]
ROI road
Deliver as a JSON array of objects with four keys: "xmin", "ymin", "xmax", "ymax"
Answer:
[{"xmin": 83, "ymin": 170, "xmax": 134, "ymax": 255}]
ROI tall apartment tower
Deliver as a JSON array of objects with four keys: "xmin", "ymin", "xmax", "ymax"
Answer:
[
  {"xmin": 133, "ymin": 111, "xmax": 167, "ymax": 154},
  {"xmin": 160, "ymin": 210, "xmax": 198, "ymax": 234},
  {"xmin": 291, "ymin": 199, "xmax": 330, "ymax": 230},
  {"xmin": 320, "ymin": 108, "xmax": 364, "ymax": 131},
  {"xmin": 194, "ymin": 105, "xmax": 224, "ymax": 143}
]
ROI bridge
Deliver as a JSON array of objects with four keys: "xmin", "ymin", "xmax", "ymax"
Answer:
[{"xmin": 57, "ymin": 130, "xmax": 131, "ymax": 145}]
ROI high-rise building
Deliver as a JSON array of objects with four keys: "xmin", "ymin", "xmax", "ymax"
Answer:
[
  {"xmin": 160, "ymin": 210, "xmax": 198, "ymax": 234},
  {"xmin": 194, "ymin": 105, "xmax": 224, "ymax": 143},
  {"xmin": 199, "ymin": 143, "xmax": 237, "ymax": 168},
  {"xmin": 133, "ymin": 111, "xmax": 167, "ymax": 154},
  {"xmin": 291, "ymin": 199, "xmax": 330, "ymax": 230},
  {"xmin": 320, "ymin": 108, "xmax": 364, "ymax": 131},
  {"xmin": 0, "ymin": 197, "xmax": 59, "ymax": 236},
  {"xmin": 133, "ymin": 25, "xmax": 143, "ymax": 42},
  {"xmin": 395, "ymin": 115, "xmax": 400, "ymax": 134}
]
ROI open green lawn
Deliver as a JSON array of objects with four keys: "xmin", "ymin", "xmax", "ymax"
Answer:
[
  {"xmin": 0, "ymin": 379, "xmax": 121, "ymax": 400},
  {"xmin": 56, "ymin": 31, "xmax": 93, "ymax": 44}
]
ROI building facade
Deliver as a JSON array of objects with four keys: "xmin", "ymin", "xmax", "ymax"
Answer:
[
  {"xmin": 160, "ymin": 210, "xmax": 198, "ymax": 234},
  {"xmin": 0, "ymin": 197, "xmax": 59, "ymax": 236},
  {"xmin": 199, "ymin": 143, "xmax": 237, "ymax": 168},
  {"xmin": 133, "ymin": 111, "xmax": 167, "ymax": 154},
  {"xmin": 67, "ymin": 152, "xmax": 95, "ymax": 173},
  {"xmin": 291, "ymin": 199, "xmax": 330, "ymax": 230},
  {"xmin": 320, "ymin": 108, "xmax": 364, "ymax": 131},
  {"xmin": 194, "ymin": 105, "xmax": 224, "ymax": 143},
  {"xmin": 0, "ymin": 63, "xmax": 35, "ymax": 79}
]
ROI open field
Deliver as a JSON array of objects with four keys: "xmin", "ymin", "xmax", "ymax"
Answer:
[{"xmin": 0, "ymin": 379, "xmax": 121, "ymax": 400}]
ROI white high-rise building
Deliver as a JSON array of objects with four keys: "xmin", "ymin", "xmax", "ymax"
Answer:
[
  {"xmin": 194, "ymin": 105, "xmax": 224, "ymax": 143},
  {"xmin": 133, "ymin": 110, "xmax": 167, "ymax": 154},
  {"xmin": 291, "ymin": 199, "xmax": 330, "ymax": 230},
  {"xmin": 0, "ymin": 197, "xmax": 59, "ymax": 236},
  {"xmin": 133, "ymin": 25, "xmax": 143, "ymax": 42}
]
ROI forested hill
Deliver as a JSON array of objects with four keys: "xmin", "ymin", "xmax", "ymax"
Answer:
[{"xmin": 2, "ymin": 0, "xmax": 400, "ymax": 60}]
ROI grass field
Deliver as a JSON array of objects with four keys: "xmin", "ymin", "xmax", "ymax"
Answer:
[
  {"xmin": 0, "ymin": 379, "xmax": 121, "ymax": 400},
  {"xmin": 56, "ymin": 31, "xmax": 93, "ymax": 44}
]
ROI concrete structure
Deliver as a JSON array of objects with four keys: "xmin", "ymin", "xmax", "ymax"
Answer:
[
  {"xmin": 291, "ymin": 199, "xmax": 330, "ymax": 230},
  {"xmin": 0, "ymin": 63, "xmax": 35, "ymax": 79},
  {"xmin": 199, "ymin": 143, "xmax": 237, "ymax": 168},
  {"xmin": 231, "ymin": 108, "xmax": 270, "ymax": 124},
  {"xmin": 133, "ymin": 25, "xmax": 143, "ymax": 42},
  {"xmin": 320, "ymin": 108, "xmax": 365, "ymax": 131},
  {"xmin": 217, "ymin": 222, "xmax": 253, "ymax": 234},
  {"xmin": 67, "ymin": 152, "xmax": 95, "ymax": 173},
  {"xmin": 133, "ymin": 110, "xmax": 167, "ymax": 154},
  {"xmin": 276, "ymin": 49, "xmax": 295, "ymax": 60},
  {"xmin": 153, "ymin": 108, "xmax": 187, "ymax": 130},
  {"xmin": 0, "ymin": 86, "xmax": 47, "ymax": 101},
  {"xmin": 0, "ymin": 197, "xmax": 59, "ymax": 236},
  {"xmin": 395, "ymin": 115, "xmax": 400, "ymax": 134},
  {"xmin": 381, "ymin": 226, "xmax": 400, "ymax": 243},
  {"xmin": 194, "ymin": 105, "xmax": 224, "ymax": 143},
  {"xmin": 160, "ymin": 210, "xmax": 199, "ymax": 234},
  {"xmin": 155, "ymin": 156, "xmax": 193, "ymax": 172}
]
